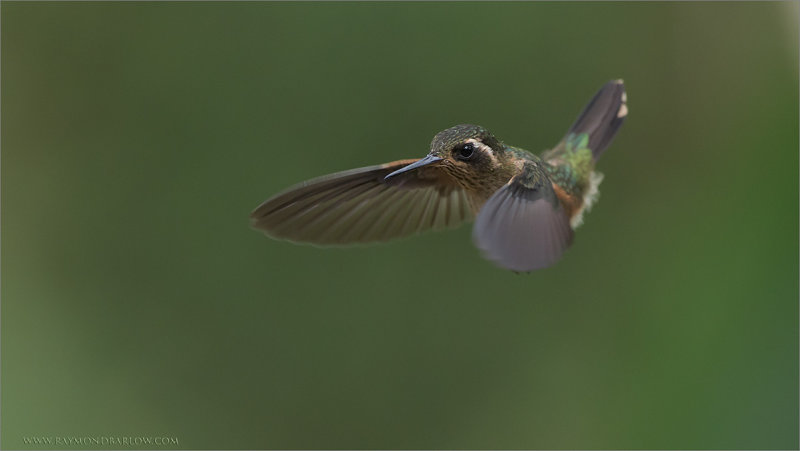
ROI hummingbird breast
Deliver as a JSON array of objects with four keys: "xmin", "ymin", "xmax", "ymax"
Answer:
[{"xmin": 439, "ymin": 161, "xmax": 516, "ymax": 212}]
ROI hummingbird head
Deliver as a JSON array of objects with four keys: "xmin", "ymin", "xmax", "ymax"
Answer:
[
  {"xmin": 384, "ymin": 124, "xmax": 507, "ymax": 185},
  {"xmin": 429, "ymin": 124, "xmax": 508, "ymax": 186}
]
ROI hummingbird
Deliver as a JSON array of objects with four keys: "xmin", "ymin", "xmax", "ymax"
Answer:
[{"xmin": 251, "ymin": 80, "xmax": 627, "ymax": 272}]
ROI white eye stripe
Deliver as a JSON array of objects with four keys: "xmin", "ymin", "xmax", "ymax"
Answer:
[
  {"xmin": 466, "ymin": 138, "xmax": 493, "ymax": 154},
  {"xmin": 464, "ymin": 138, "xmax": 498, "ymax": 164}
]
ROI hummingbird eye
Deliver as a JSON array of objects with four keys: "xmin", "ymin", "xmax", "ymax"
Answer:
[{"xmin": 454, "ymin": 142, "xmax": 475, "ymax": 160}]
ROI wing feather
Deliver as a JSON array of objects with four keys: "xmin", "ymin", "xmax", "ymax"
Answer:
[
  {"xmin": 472, "ymin": 161, "xmax": 574, "ymax": 271},
  {"xmin": 251, "ymin": 160, "xmax": 474, "ymax": 245}
]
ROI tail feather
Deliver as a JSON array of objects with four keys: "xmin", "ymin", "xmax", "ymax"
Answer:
[{"xmin": 566, "ymin": 79, "xmax": 628, "ymax": 161}]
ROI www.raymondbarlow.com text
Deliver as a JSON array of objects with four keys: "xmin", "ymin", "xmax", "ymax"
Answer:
[{"xmin": 22, "ymin": 436, "xmax": 179, "ymax": 446}]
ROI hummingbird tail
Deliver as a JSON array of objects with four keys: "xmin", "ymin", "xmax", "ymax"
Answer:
[{"xmin": 566, "ymin": 79, "xmax": 628, "ymax": 161}]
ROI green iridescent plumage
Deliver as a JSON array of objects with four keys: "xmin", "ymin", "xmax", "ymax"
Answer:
[{"xmin": 543, "ymin": 132, "xmax": 596, "ymax": 197}]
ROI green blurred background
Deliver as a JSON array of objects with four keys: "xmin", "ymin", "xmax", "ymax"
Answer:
[{"xmin": 2, "ymin": 2, "xmax": 798, "ymax": 449}]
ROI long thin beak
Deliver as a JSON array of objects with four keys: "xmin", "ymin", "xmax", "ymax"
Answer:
[{"xmin": 384, "ymin": 155, "xmax": 443, "ymax": 180}]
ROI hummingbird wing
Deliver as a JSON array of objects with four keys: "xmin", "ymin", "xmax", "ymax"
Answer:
[
  {"xmin": 250, "ymin": 159, "xmax": 473, "ymax": 245},
  {"xmin": 472, "ymin": 161, "xmax": 574, "ymax": 272}
]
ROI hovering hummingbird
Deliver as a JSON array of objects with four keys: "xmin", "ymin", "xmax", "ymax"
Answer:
[{"xmin": 251, "ymin": 80, "xmax": 627, "ymax": 272}]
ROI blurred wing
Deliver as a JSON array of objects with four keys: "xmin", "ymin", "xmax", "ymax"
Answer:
[
  {"xmin": 472, "ymin": 161, "xmax": 574, "ymax": 272},
  {"xmin": 250, "ymin": 159, "xmax": 474, "ymax": 245}
]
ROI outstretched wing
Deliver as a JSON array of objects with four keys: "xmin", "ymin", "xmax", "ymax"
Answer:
[
  {"xmin": 250, "ymin": 159, "xmax": 474, "ymax": 245},
  {"xmin": 472, "ymin": 161, "xmax": 574, "ymax": 272}
]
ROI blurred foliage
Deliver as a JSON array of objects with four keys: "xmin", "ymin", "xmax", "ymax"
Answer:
[{"xmin": 2, "ymin": 2, "xmax": 798, "ymax": 449}]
